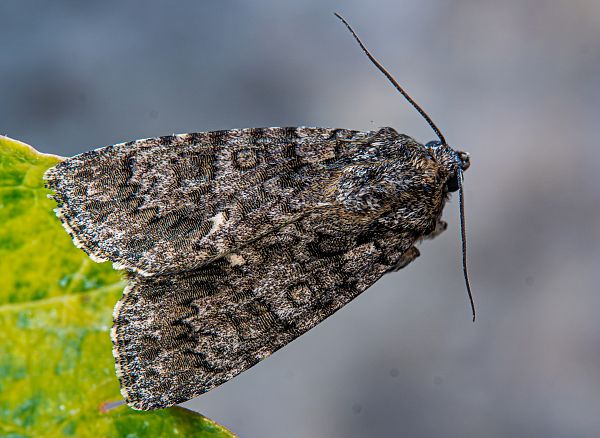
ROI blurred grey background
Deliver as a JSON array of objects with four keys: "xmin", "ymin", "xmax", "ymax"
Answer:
[{"xmin": 2, "ymin": 0, "xmax": 599, "ymax": 436}]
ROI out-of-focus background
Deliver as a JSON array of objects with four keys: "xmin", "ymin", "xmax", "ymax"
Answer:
[{"xmin": 2, "ymin": 1, "xmax": 599, "ymax": 436}]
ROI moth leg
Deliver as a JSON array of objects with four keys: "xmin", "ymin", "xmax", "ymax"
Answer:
[
  {"xmin": 424, "ymin": 220, "xmax": 447, "ymax": 239},
  {"xmin": 387, "ymin": 246, "xmax": 420, "ymax": 272}
]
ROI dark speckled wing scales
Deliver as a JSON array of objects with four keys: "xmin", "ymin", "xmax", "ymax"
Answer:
[
  {"xmin": 44, "ymin": 127, "xmax": 370, "ymax": 275},
  {"xmin": 112, "ymin": 217, "xmax": 420, "ymax": 410},
  {"xmin": 44, "ymin": 125, "xmax": 441, "ymax": 410}
]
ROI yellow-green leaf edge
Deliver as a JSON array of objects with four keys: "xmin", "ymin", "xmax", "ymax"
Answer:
[{"xmin": 0, "ymin": 135, "xmax": 236, "ymax": 438}]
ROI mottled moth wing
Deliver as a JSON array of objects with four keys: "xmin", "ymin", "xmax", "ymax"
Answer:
[
  {"xmin": 113, "ymin": 215, "xmax": 421, "ymax": 410},
  {"xmin": 45, "ymin": 125, "xmax": 461, "ymax": 410},
  {"xmin": 45, "ymin": 127, "xmax": 380, "ymax": 276}
]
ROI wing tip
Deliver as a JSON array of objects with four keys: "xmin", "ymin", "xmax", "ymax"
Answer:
[
  {"xmin": 45, "ymin": 162, "xmax": 113, "ymax": 264},
  {"xmin": 111, "ymin": 282, "xmax": 150, "ymax": 410},
  {"xmin": 51, "ymin": 203, "xmax": 111, "ymax": 264},
  {"xmin": 49, "ymin": 161, "xmax": 157, "ymax": 410},
  {"xmin": 46, "ymin": 165, "xmax": 158, "ymax": 275},
  {"xmin": 111, "ymin": 280, "xmax": 180, "ymax": 411}
]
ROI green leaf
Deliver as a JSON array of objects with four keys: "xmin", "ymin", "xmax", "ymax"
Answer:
[{"xmin": 0, "ymin": 136, "xmax": 236, "ymax": 437}]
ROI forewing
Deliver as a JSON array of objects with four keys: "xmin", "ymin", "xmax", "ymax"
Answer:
[
  {"xmin": 44, "ymin": 127, "xmax": 372, "ymax": 275},
  {"xmin": 112, "ymin": 220, "xmax": 420, "ymax": 410}
]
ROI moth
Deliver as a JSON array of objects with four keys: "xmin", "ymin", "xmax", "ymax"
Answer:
[{"xmin": 44, "ymin": 14, "xmax": 474, "ymax": 411}]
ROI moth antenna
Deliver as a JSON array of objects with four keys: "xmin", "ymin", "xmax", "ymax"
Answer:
[
  {"xmin": 333, "ymin": 12, "xmax": 447, "ymax": 146},
  {"xmin": 458, "ymin": 169, "xmax": 476, "ymax": 322},
  {"xmin": 336, "ymin": 12, "xmax": 475, "ymax": 322}
]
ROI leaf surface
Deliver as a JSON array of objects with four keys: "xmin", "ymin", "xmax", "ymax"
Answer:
[{"xmin": 0, "ymin": 136, "xmax": 235, "ymax": 437}]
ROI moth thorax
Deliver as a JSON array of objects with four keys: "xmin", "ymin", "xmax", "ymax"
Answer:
[{"xmin": 335, "ymin": 164, "xmax": 394, "ymax": 213}]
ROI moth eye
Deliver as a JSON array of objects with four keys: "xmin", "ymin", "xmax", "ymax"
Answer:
[{"xmin": 446, "ymin": 173, "xmax": 460, "ymax": 192}]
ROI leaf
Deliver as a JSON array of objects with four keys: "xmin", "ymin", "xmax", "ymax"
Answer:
[{"xmin": 0, "ymin": 136, "xmax": 236, "ymax": 437}]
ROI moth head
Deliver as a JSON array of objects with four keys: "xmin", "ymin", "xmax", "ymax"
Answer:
[
  {"xmin": 334, "ymin": 12, "xmax": 475, "ymax": 321},
  {"xmin": 425, "ymin": 140, "xmax": 470, "ymax": 193}
]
